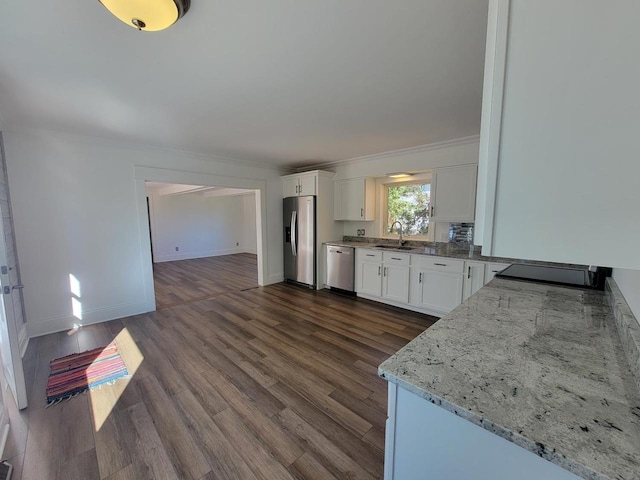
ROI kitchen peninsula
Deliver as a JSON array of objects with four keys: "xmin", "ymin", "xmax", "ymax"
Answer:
[{"xmin": 379, "ymin": 277, "xmax": 640, "ymax": 479}]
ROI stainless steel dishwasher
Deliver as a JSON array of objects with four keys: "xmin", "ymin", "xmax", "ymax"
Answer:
[{"xmin": 326, "ymin": 245, "xmax": 355, "ymax": 292}]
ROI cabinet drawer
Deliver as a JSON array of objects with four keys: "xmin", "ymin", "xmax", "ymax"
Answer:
[
  {"xmin": 357, "ymin": 249, "xmax": 382, "ymax": 262},
  {"xmin": 411, "ymin": 255, "xmax": 464, "ymax": 274},
  {"xmin": 383, "ymin": 252, "xmax": 411, "ymax": 266}
]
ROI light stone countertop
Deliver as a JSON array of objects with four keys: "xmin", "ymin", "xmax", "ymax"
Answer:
[
  {"xmin": 324, "ymin": 239, "xmax": 586, "ymax": 268},
  {"xmin": 378, "ymin": 278, "xmax": 640, "ymax": 480}
]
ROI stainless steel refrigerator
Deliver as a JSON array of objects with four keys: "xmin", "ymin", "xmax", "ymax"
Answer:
[{"xmin": 283, "ymin": 195, "xmax": 316, "ymax": 288}]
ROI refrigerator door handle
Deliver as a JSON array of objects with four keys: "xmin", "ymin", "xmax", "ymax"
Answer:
[{"xmin": 291, "ymin": 210, "xmax": 297, "ymax": 256}]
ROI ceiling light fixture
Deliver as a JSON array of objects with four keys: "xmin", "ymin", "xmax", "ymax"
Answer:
[
  {"xmin": 387, "ymin": 172, "xmax": 414, "ymax": 178},
  {"xmin": 99, "ymin": 0, "xmax": 190, "ymax": 32}
]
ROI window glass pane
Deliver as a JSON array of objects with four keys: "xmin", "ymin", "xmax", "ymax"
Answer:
[{"xmin": 386, "ymin": 184, "xmax": 430, "ymax": 236}]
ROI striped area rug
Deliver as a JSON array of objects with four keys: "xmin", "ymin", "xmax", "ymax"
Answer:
[{"xmin": 46, "ymin": 343, "xmax": 128, "ymax": 406}]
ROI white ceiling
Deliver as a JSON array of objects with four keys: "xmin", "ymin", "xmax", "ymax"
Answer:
[{"xmin": 0, "ymin": 1, "xmax": 488, "ymax": 167}]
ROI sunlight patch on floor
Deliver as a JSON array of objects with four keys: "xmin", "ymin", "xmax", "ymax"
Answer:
[{"xmin": 89, "ymin": 327, "xmax": 143, "ymax": 431}]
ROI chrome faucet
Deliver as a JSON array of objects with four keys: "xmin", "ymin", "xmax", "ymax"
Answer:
[{"xmin": 390, "ymin": 221, "xmax": 404, "ymax": 246}]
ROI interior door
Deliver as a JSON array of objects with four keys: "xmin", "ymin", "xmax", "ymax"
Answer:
[{"xmin": 0, "ymin": 133, "xmax": 28, "ymax": 409}]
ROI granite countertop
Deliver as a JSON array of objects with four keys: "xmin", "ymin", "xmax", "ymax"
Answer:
[
  {"xmin": 324, "ymin": 239, "xmax": 585, "ymax": 267},
  {"xmin": 379, "ymin": 278, "xmax": 640, "ymax": 480}
]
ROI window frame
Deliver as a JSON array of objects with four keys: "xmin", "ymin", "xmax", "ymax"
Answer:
[{"xmin": 380, "ymin": 174, "xmax": 433, "ymax": 241}]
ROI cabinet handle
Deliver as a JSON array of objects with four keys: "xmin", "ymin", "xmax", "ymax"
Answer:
[
  {"xmin": 378, "ymin": 266, "xmax": 381, "ymax": 276},
  {"xmin": 366, "ymin": 254, "xmax": 375, "ymax": 257},
  {"xmin": 383, "ymin": 267, "xmax": 387, "ymax": 277},
  {"xmin": 434, "ymin": 263, "xmax": 447, "ymax": 267},
  {"xmin": 295, "ymin": 184, "xmax": 299, "ymax": 194},
  {"xmin": 468, "ymin": 266, "xmax": 471, "ymax": 279},
  {"xmin": 361, "ymin": 208, "xmax": 364, "ymax": 217},
  {"xmin": 430, "ymin": 205, "xmax": 434, "ymax": 217},
  {"xmin": 419, "ymin": 272, "xmax": 423, "ymax": 283},
  {"xmin": 391, "ymin": 257, "xmax": 402, "ymax": 261},
  {"xmin": 299, "ymin": 184, "xmax": 302, "ymax": 194}
]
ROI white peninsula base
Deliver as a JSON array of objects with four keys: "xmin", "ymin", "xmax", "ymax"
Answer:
[{"xmin": 384, "ymin": 383, "xmax": 581, "ymax": 480}]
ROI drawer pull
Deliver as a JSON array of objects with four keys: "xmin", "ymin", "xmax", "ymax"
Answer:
[
  {"xmin": 391, "ymin": 257, "xmax": 402, "ymax": 261},
  {"xmin": 366, "ymin": 254, "xmax": 375, "ymax": 257},
  {"xmin": 419, "ymin": 272, "xmax": 423, "ymax": 283},
  {"xmin": 434, "ymin": 263, "xmax": 447, "ymax": 267}
]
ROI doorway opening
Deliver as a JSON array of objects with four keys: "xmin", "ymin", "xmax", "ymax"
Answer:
[{"xmin": 144, "ymin": 182, "xmax": 260, "ymax": 309}]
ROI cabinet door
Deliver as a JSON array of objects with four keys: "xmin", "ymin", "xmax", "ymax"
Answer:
[
  {"xmin": 356, "ymin": 261, "xmax": 382, "ymax": 296},
  {"xmin": 431, "ymin": 165, "xmax": 477, "ymax": 222},
  {"xmin": 298, "ymin": 175, "xmax": 316, "ymax": 196},
  {"xmin": 283, "ymin": 177, "xmax": 299, "ymax": 198},
  {"xmin": 413, "ymin": 269, "xmax": 463, "ymax": 313},
  {"xmin": 382, "ymin": 264, "xmax": 410, "ymax": 303},
  {"xmin": 462, "ymin": 261, "xmax": 486, "ymax": 301}
]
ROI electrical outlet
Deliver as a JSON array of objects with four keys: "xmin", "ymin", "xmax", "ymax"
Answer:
[
  {"xmin": 175, "ymin": 246, "xmax": 179, "ymax": 251},
  {"xmin": 361, "ymin": 229, "xmax": 366, "ymax": 236}
]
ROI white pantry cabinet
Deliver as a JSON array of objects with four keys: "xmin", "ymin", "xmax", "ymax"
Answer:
[
  {"xmin": 462, "ymin": 261, "xmax": 486, "ymax": 301},
  {"xmin": 334, "ymin": 177, "xmax": 375, "ymax": 221},
  {"xmin": 430, "ymin": 165, "xmax": 477, "ymax": 223},
  {"xmin": 282, "ymin": 172, "xmax": 317, "ymax": 197},
  {"xmin": 475, "ymin": 0, "xmax": 640, "ymax": 269}
]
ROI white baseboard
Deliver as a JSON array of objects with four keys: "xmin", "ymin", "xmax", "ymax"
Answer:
[
  {"xmin": 154, "ymin": 247, "xmax": 245, "ymax": 263},
  {"xmin": 243, "ymin": 248, "xmax": 258, "ymax": 255},
  {"xmin": 18, "ymin": 323, "xmax": 29, "ymax": 358},
  {"xmin": 26, "ymin": 299, "xmax": 152, "ymax": 338}
]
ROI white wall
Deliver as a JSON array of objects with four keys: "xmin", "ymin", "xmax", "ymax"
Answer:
[
  {"xmin": 243, "ymin": 192, "xmax": 258, "ymax": 254},
  {"xmin": 148, "ymin": 189, "xmax": 257, "ymax": 262},
  {"xmin": 3, "ymin": 129, "xmax": 283, "ymax": 338},
  {"xmin": 330, "ymin": 138, "xmax": 479, "ymax": 239},
  {"xmin": 613, "ymin": 269, "xmax": 640, "ymax": 324}
]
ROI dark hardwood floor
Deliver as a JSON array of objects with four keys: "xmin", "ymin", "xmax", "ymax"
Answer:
[
  {"xmin": 7, "ymin": 255, "xmax": 436, "ymax": 480},
  {"xmin": 153, "ymin": 254, "xmax": 259, "ymax": 309}
]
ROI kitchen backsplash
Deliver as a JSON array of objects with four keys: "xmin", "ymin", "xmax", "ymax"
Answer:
[{"xmin": 449, "ymin": 223, "xmax": 474, "ymax": 243}]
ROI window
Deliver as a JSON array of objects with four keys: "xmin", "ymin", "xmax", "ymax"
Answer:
[{"xmin": 384, "ymin": 182, "xmax": 431, "ymax": 238}]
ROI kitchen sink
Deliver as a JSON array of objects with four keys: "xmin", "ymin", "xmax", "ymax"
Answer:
[{"xmin": 373, "ymin": 245, "xmax": 414, "ymax": 250}]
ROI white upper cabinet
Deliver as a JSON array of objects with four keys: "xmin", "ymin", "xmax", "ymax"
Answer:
[
  {"xmin": 431, "ymin": 165, "xmax": 477, "ymax": 223},
  {"xmin": 334, "ymin": 178, "xmax": 375, "ymax": 221},
  {"xmin": 475, "ymin": 0, "xmax": 640, "ymax": 269},
  {"xmin": 282, "ymin": 172, "xmax": 318, "ymax": 197}
]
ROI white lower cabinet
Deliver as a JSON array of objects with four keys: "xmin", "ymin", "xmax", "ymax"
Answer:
[
  {"xmin": 356, "ymin": 247, "xmax": 508, "ymax": 317},
  {"xmin": 410, "ymin": 265, "xmax": 464, "ymax": 314},
  {"xmin": 358, "ymin": 258, "xmax": 382, "ymax": 296},
  {"xmin": 382, "ymin": 256, "xmax": 410, "ymax": 304},
  {"xmin": 462, "ymin": 261, "xmax": 486, "ymax": 301},
  {"xmin": 356, "ymin": 250, "xmax": 410, "ymax": 303}
]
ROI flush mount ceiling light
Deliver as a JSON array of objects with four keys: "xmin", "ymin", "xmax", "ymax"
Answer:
[
  {"xmin": 99, "ymin": 0, "xmax": 190, "ymax": 31},
  {"xmin": 387, "ymin": 172, "xmax": 414, "ymax": 178}
]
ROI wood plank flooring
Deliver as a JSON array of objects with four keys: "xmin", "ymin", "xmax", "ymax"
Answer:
[
  {"xmin": 7, "ymin": 255, "xmax": 436, "ymax": 480},
  {"xmin": 153, "ymin": 254, "xmax": 258, "ymax": 309}
]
